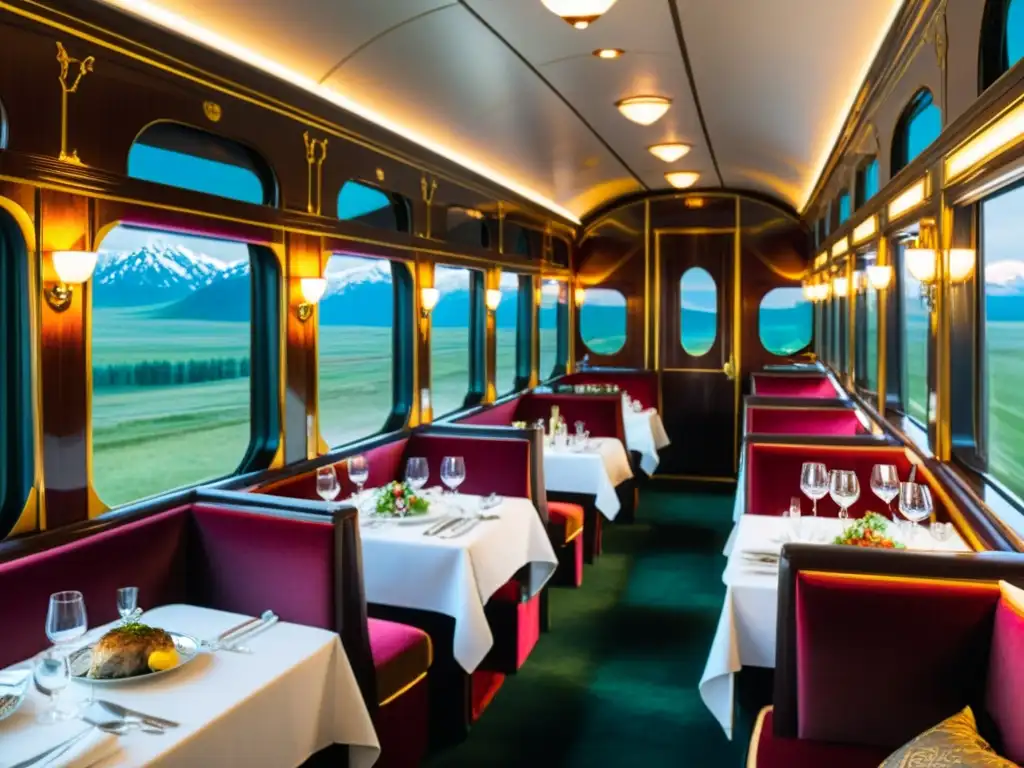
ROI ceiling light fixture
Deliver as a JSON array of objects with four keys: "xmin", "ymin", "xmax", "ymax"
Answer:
[
  {"xmin": 665, "ymin": 171, "xmax": 700, "ymax": 189},
  {"xmin": 648, "ymin": 143, "xmax": 691, "ymax": 163},
  {"xmin": 541, "ymin": 0, "xmax": 618, "ymax": 29},
  {"xmin": 593, "ymin": 48, "xmax": 624, "ymax": 59},
  {"xmin": 616, "ymin": 96, "xmax": 671, "ymax": 125}
]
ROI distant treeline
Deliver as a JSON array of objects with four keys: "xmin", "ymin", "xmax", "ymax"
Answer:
[{"xmin": 94, "ymin": 357, "xmax": 250, "ymax": 388}]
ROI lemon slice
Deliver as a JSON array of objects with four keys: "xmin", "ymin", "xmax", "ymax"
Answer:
[{"xmin": 147, "ymin": 648, "xmax": 179, "ymax": 672}]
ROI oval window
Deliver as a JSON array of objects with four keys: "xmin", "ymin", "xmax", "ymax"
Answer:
[
  {"xmin": 680, "ymin": 267, "xmax": 717, "ymax": 356},
  {"xmin": 759, "ymin": 287, "xmax": 812, "ymax": 355},
  {"xmin": 579, "ymin": 288, "xmax": 626, "ymax": 355}
]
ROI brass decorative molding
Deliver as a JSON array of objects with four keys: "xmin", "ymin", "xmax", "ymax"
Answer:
[
  {"xmin": 203, "ymin": 100, "xmax": 222, "ymax": 122},
  {"xmin": 55, "ymin": 42, "xmax": 94, "ymax": 165},
  {"xmin": 302, "ymin": 131, "xmax": 328, "ymax": 215},
  {"xmin": 421, "ymin": 175, "xmax": 438, "ymax": 238}
]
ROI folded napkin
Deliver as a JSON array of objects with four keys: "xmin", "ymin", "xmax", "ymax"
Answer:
[{"xmin": 50, "ymin": 729, "xmax": 120, "ymax": 768}]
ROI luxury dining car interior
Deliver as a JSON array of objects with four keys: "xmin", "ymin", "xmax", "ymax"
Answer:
[{"xmin": 6, "ymin": 0, "xmax": 1024, "ymax": 766}]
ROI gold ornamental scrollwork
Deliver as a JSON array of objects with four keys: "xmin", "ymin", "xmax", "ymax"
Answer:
[
  {"xmin": 56, "ymin": 42, "xmax": 95, "ymax": 165},
  {"xmin": 303, "ymin": 131, "xmax": 328, "ymax": 215},
  {"xmin": 421, "ymin": 175, "xmax": 438, "ymax": 238},
  {"xmin": 203, "ymin": 101, "xmax": 222, "ymax": 122}
]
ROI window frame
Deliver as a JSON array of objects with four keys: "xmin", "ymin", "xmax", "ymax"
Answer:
[
  {"xmin": 430, "ymin": 264, "xmax": 485, "ymax": 418},
  {"xmin": 579, "ymin": 286, "xmax": 628, "ymax": 357},
  {"xmin": 757, "ymin": 286, "xmax": 812, "ymax": 357},
  {"xmin": 891, "ymin": 89, "xmax": 941, "ymax": 176}
]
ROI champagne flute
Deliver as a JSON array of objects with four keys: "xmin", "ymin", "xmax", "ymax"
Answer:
[
  {"xmin": 898, "ymin": 482, "xmax": 933, "ymax": 544},
  {"xmin": 405, "ymin": 457, "xmax": 429, "ymax": 491},
  {"xmin": 316, "ymin": 466, "xmax": 340, "ymax": 502},
  {"xmin": 799, "ymin": 462, "xmax": 829, "ymax": 517},
  {"xmin": 829, "ymin": 470, "xmax": 860, "ymax": 520},
  {"xmin": 870, "ymin": 464, "xmax": 900, "ymax": 521},
  {"xmin": 348, "ymin": 455, "xmax": 369, "ymax": 495}
]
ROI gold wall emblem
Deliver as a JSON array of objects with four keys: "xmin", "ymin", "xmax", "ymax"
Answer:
[
  {"xmin": 303, "ymin": 131, "xmax": 329, "ymax": 215},
  {"xmin": 203, "ymin": 100, "xmax": 222, "ymax": 122},
  {"xmin": 55, "ymin": 42, "xmax": 94, "ymax": 165},
  {"xmin": 376, "ymin": 167, "xmax": 385, "ymax": 182}
]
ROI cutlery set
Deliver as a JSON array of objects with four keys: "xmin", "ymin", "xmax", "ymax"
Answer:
[{"xmin": 201, "ymin": 609, "xmax": 278, "ymax": 653}]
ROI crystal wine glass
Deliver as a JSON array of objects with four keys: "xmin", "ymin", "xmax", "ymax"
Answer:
[
  {"xmin": 870, "ymin": 464, "xmax": 900, "ymax": 520},
  {"xmin": 316, "ymin": 466, "xmax": 340, "ymax": 502},
  {"xmin": 829, "ymin": 470, "xmax": 860, "ymax": 520},
  {"xmin": 117, "ymin": 586, "xmax": 138, "ymax": 622},
  {"xmin": 46, "ymin": 591, "xmax": 87, "ymax": 647},
  {"xmin": 799, "ymin": 462, "xmax": 829, "ymax": 517},
  {"xmin": 33, "ymin": 650, "xmax": 70, "ymax": 723},
  {"xmin": 440, "ymin": 456, "xmax": 466, "ymax": 501},
  {"xmin": 898, "ymin": 482, "xmax": 933, "ymax": 544},
  {"xmin": 348, "ymin": 455, "xmax": 369, "ymax": 495},
  {"xmin": 405, "ymin": 457, "xmax": 429, "ymax": 491}
]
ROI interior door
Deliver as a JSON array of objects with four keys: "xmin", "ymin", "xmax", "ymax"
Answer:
[{"xmin": 656, "ymin": 229, "xmax": 737, "ymax": 480}]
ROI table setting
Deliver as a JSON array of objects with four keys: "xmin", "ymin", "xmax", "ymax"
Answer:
[
  {"xmin": 0, "ymin": 591, "xmax": 380, "ymax": 768},
  {"xmin": 621, "ymin": 394, "xmax": 670, "ymax": 475},
  {"xmin": 312, "ymin": 455, "xmax": 558, "ymax": 672}
]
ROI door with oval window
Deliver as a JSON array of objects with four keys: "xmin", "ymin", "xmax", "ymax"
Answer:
[{"xmin": 656, "ymin": 230, "xmax": 736, "ymax": 479}]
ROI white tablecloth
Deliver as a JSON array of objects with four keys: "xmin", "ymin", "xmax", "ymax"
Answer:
[
  {"xmin": 359, "ymin": 494, "xmax": 557, "ymax": 673},
  {"xmin": 699, "ymin": 515, "xmax": 971, "ymax": 739},
  {"xmin": 0, "ymin": 604, "xmax": 379, "ymax": 768},
  {"xmin": 542, "ymin": 437, "xmax": 634, "ymax": 520},
  {"xmin": 624, "ymin": 409, "xmax": 671, "ymax": 475}
]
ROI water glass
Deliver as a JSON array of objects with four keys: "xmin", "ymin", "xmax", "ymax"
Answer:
[
  {"xmin": 829, "ymin": 470, "xmax": 860, "ymax": 520},
  {"xmin": 348, "ymin": 455, "xmax": 369, "ymax": 494},
  {"xmin": 117, "ymin": 586, "xmax": 138, "ymax": 621},
  {"xmin": 899, "ymin": 482, "xmax": 933, "ymax": 542},
  {"xmin": 930, "ymin": 521, "xmax": 954, "ymax": 543},
  {"xmin": 316, "ymin": 466, "xmax": 340, "ymax": 502},
  {"xmin": 574, "ymin": 420, "xmax": 586, "ymax": 437},
  {"xmin": 870, "ymin": 464, "xmax": 900, "ymax": 519},
  {"xmin": 46, "ymin": 591, "xmax": 87, "ymax": 647},
  {"xmin": 440, "ymin": 456, "xmax": 466, "ymax": 497},
  {"xmin": 786, "ymin": 497, "xmax": 804, "ymax": 542},
  {"xmin": 33, "ymin": 651, "xmax": 70, "ymax": 723},
  {"xmin": 799, "ymin": 462, "xmax": 829, "ymax": 516},
  {"xmin": 405, "ymin": 457, "xmax": 429, "ymax": 491}
]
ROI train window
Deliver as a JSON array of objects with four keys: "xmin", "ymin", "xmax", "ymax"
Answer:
[
  {"xmin": 432, "ymin": 265, "xmax": 474, "ymax": 415},
  {"xmin": 981, "ymin": 0, "xmax": 1024, "ymax": 90},
  {"xmin": 981, "ymin": 185, "xmax": 1024, "ymax": 499},
  {"xmin": 0, "ymin": 209, "xmax": 32, "ymax": 537},
  {"xmin": 339, "ymin": 181, "xmax": 410, "ymax": 232},
  {"xmin": 837, "ymin": 192, "xmax": 851, "ymax": 225},
  {"xmin": 580, "ymin": 288, "xmax": 627, "ymax": 355},
  {"xmin": 129, "ymin": 123, "xmax": 274, "ymax": 205},
  {"xmin": 445, "ymin": 207, "xmax": 488, "ymax": 248},
  {"xmin": 899, "ymin": 245, "xmax": 929, "ymax": 424},
  {"xmin": 855, "ymin": 159, "xmax": 880, "ymax": 208},
  {"xmin": 759, "ymin": 287, "xmax": 811, "ymax": 356},
  {"xmin": 891, "ymin": 90, "xmax": 942, "ymax": 174},
  {"xmin": 0, "ymin": 96, "xmax": 7, "ymax": 149},
  {"xmin": 539, "ymin": 280, "xmax": 567, "ymax": 379},
  {"xmin": 92, "ymin": 226, "xmax": 265, "ymax": 506},
  {"xmin": 865, "ymin": 282, "xmax": 879, "ymax": 392},
  {"xmin": 317, "ymin": 254, "xmax": 395, "ymax": 448},
  {"xmin": 495, "ymin": 271, "xmax": 520, "ymax": 394},
  {"xmin": 679, "ymin": 268, "xmax": 717, "ymax": 356}
]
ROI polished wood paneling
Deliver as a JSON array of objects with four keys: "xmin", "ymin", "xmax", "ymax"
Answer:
[{"xmin": 658, "ymin": 371, "xmax": 736, "ymax": 478}]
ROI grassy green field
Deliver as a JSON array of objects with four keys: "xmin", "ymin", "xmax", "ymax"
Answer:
[{"xmin": 986, "ymin": 322, "xmax": 1024, "ymax": 501}]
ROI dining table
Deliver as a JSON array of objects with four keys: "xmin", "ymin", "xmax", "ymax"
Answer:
[
  {"xmin": 350, "ymin": 489, "xmax": 558, "ymax": 673},
  {"xmin": 541, "ymin": 437, "xmax": 634, "ymax": 520},
  {"xmin": 623, "ymin": 406, "xmax": 670, "ymax": 475},
  {"xmin": 698, "ymin": 514, "xmax": 972, "ymax": 739},
  {"xmin": 0, "ymin": 604, "xmax": 380, "ymax": 768}
]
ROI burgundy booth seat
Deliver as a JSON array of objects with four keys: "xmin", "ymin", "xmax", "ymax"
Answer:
[
  {"xmin": 743, "ymin": 441, "xmax": 963, "ymax": 531},
  {"xmin": 748, "ymin": 544, "xmax": 1024, "ymax": 767},
  {"xmin": 750, "ymin": 373, "xmax": 840, "ymax": 398},
  {"xmin": 558, "ymin": 370, "xmax": 659, "ymax": 411},
  {"xmin": 0, "ymin": 501, "xmax": 431, "ymax": 768},
  {"xmin": 248, "ymin": 432, "xmax": 544, "ymax": 741},
  {"xmin": 744, "ymin": 406, "xmax": 866, "ymax": 437}
]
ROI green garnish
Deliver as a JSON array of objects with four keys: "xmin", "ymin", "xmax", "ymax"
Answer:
[{"xmin": 833, "ymin": 512, "xmax": 906, "ymax": 548}]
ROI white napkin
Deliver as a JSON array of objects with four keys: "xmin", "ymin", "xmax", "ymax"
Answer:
[{"xmin": 49, "ymin": 729, "xmax": 120, "ymax": 768}]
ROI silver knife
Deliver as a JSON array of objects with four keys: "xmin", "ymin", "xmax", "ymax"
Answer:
[
  {"xmin": 98, "ymin": 699, "xmax": 179, "ymax": 729},
  {"xmin": 223, "ymin": 611, "xmax": 279, "ymax": 651},
  {"xmin": 442, "ymin": 518, "xmax": 480, "ymax": 538},
  {"xmin": 424, "ymin": 517, "xmax": 460, "ymax": 536},
  {"xmin": 217, "ymin": 615, "xmax": 263, "ymax": 642}
]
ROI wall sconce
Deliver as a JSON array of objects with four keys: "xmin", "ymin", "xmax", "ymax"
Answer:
[
  {"xmin": 296, "ymin": 277, "xmax": 327, "ymax": 322},
  {"xmin": 949, "ymin": 248, "xmax": 976, "ymax": 282},
  {"xmin": 46, "ymin": 250, "xmax": 98, "ymax": 312},
  {"xmin": 867, "ymin": 264, "xmax": 893, "ymax": 290},
  {"xmin": 485, "ymin": 288, "xmax": 502, "ymax": 312},
  {"xmin": 420, "ymin": 287, "xmax": 440, "ymax": 318},
  {"xmin": 832, "ymin": 275, "xmax": 849, "ymax": 298},
  {"xmin": 905, "ymin": 247, "xmax": 936, "ymax": 284},
  {"xmin": 574, "ymin": 287, "xmax": 586, "ymax": 307}
]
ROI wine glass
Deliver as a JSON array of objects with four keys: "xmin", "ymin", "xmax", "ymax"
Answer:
[
  {"xmin": 440, "ymin": 456, "xmax": 466, "ymax": 500},
  {"xmin": 899, "ymin": 482, "xmax": 933, "ymax": 543},
  {"xmin": 405, "ymin": 457, "xmax": 429, "ymax": 491},
  {"xmin": 46, "ymin": 591, "xmax": 87, "ymax": 647},
  {"xmin": 575, "ymin": 420, "xmax": 586, "ymax": 438},
  {"xmin": 316, "ymin": 466, "xmax": 340, "ymax": 502},
  {"xmin": 348, "ymin": 455, "xmax": 369, "ymax": 495},
  {"xmin": 799, "ymin": 462, "xmax": 829, "ymax": 517},
  {"xmin": 117, "ymin": 586, "xmax": 138, "ymax": 622},
  {"xmin": 33, "ymin": 650, "xmax": 70, "ymax": 723},
  {"xmin": 870, "ymin": 464, "xmax": 900, "ymax": 520},
  {"xmin": 829, "ymin": 470, "xmax": 860, "ymax": 520}
]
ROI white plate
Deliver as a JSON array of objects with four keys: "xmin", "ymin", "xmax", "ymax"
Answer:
[
  {"xmin": 69, "ymin": 631, "xmax": 199, "ymax": 685},
  {"xmin": 0, "ymin": 670, "xmax": 30, "ymax": 721}
]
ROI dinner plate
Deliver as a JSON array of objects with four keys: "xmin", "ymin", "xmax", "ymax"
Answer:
[{"xmin": 68, "ymin": 631, "xmax": 200, "ymax": 685}]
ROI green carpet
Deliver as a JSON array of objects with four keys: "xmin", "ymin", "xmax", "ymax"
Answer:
[{"xmin": 426, "ymin": 488, "xmax": 751, "ymax": 767}]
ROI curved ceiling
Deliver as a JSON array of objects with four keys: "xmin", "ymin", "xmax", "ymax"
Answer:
[{"xmin": 93, "ymin": 0, "xmax": 903, "ymax": 221}]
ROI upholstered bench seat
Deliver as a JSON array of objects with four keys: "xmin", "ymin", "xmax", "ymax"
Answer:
[
  {"xmin": 369, "ymin": 618, "xmax": 432, "ymax": 706},
  {"xmin": 748, "ymin": 707, "xmax": 890, "ymax": 768},
  {"xmin": 548, "ymin": 501, "xmax": 584, "ymax": 587}
]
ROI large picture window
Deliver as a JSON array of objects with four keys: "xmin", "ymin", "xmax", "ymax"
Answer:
[
  {"xmin": 759, "ymin": 287, "xmax": 812, "ymax": 356},
  {"xmin": 539, "ymin": 280, "xmax": 566, "ymax": 380},
  {"xmin": 899, "ymin": 245, "xmax": 929, "ymax": 424},
  {"xmin": 432, "ymin": 265, "xmax": 474, "ymax": 416},
  {"xmin": 92, "ymin": 227, "xmax": 257, "ymax": 506},
  {"xmin": 580, "ymin": 288, "xmax": 626, "ymax": 355},
  {"xmin": 317, "ymin": 254, "xmax": 395, "ymax": 448},
  {"xmin": 495, "ymin": 271, "xmax": 520, "ymax": 395}
]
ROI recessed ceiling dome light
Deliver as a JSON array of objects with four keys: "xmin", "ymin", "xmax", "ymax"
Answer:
[
  {"xmin": 665, "ymin": 171, "xmax": 700, "ymax": 189},
  {"xmin": 616, "ymin": 96, "xmax": 671, "ymax": 125},
  {"xmin": 648, "ymin": 143, "xmax": 691, "ymax": 162},
  {"xmin": 541, "ymin": 0, "xmax": 618, "ymax": 28},
  {"xmin": 593, "ymin": 48, "xmax": 624, "ymax": 59}
]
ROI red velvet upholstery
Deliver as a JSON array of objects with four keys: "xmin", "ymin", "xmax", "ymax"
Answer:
[
  {"xmin": 744, "ymin": 442, "xmax": 954, "ymax": 523},
  {"xmin": 255, "ymin": 439, "xmax": 409, "ymax": 500},
  {"xmin": 751, "ymin": 374, "xmax": 839, "ymax": 398},
  {"xmin": 559, "ymin": 371, "xmax": 659, "ymax": 411},
  {"xmin": 987, "ymin": 583, "xmax": 1024, "ymax": 763},
  {"xmin": 458, "ymin": 397, "xmax": 523, "ymax": 426},
  {"xmin": 404, "ymin": 433, "xmax": 530, "ymax": 498},
  {"xmin": 513, "ymin": 393, "xmax": 626, "ymax": 443},
  {"xmin": 373, "ymin": 674, "xmax": 429, "ymax": 768},
  {"xmin": 548, "ymin": 501, "xmax": 584, "ymax": 588},
  {"xmin": 368, "ymin": 618, "xmax": 431, "ymax": 705},
  {"xmin": 745, "ymin": 407, "xmax": 865, "ymax": 436},
  {"xmin": 795, "ymin": 571, "xmax": 999, "ymax": 750},
  {"xmin": 748, "ymin": 707, "xmax": 890, "ymax": 768}
]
